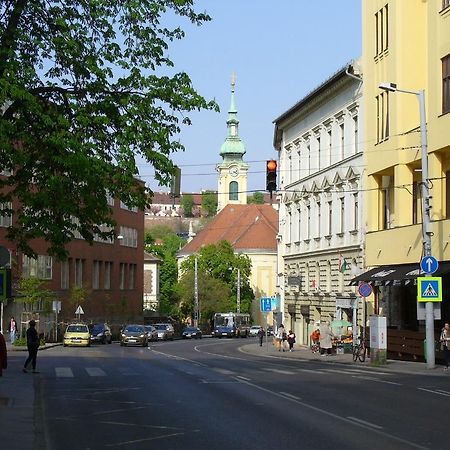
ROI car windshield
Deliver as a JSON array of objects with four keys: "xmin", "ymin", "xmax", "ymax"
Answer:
[
  {"xmin": 67, "ymin": 325, "xmax": 88, "ymax": 333},
  {"xmin": 144, "ymin": 326, "xmax": 155, "ymax": 332},
  {"xmin": 124, "ymin": 325, "xmax": 144, "ymax": 333},
  {"xmin": 91, "ymin": 325, "xmax": 104, "ymax": 333},
  {"xmin": 184, "ymin": 327, "xmax": 197, "ymax": 332},
  {"xmin": 154, "ymin": 324, "xmax": 169, "ymax": 330}
]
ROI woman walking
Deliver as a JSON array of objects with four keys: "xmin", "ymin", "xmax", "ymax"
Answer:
[
  {"xmin": 441, "ymin": 323, "xmax": 450, "ymax": 371},
  {"xmin": 8, "ymin": 316, "xmax": 18, "ymax": 344}
]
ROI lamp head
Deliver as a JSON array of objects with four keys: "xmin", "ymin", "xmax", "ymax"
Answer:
[{"xmin": 379, "ymin": 82, "xmax": 397, "ymax": 92}]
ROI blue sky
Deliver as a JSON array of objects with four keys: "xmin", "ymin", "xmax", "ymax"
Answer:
[{"xmin": 139, "ymin": 0, "xmax": 362, "ymax": 194}]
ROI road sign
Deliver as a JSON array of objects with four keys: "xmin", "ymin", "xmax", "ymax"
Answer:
[
  {"xmin": 417, "ymin": 277, "xmax": 442, "ymax": 302},
  {"xmin": 260, "ymin": 297, "xmax": 272, "ymax": 312},
  {"xmin": 420, "ymin": 256, "xmax": 439, "ymax": 274},
  {"xmin": 358, "ymin": 282, "xmax": 373, "ymax": 298},
  {"xmin": 75, "ymin": 305, "xmax": 85, "ymax": 315}
]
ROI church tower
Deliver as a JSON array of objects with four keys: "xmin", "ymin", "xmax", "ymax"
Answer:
[{"xmin": 216, "ymin": 74, "xmax": 249, "ymax": 212}]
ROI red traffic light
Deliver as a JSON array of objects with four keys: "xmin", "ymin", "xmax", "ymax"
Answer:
[{"xmin": 266, "ymin": 160, "xmax": 277, "ymax": 193}]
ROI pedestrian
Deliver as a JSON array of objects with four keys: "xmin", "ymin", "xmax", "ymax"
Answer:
[
  {"xmin": 8, "ymin": 316, "xmax": 18, "ymax": 344},
  {"xmin": 319, "ymin": 321, "xmax": 333, "ymax": 356},
  {"xmin": 440, "ymin": 322, "xmax": 450, "ymax": 371},
  {"xmin": 287, "ymin": 330, "xmax": 296, "ymax": 352},
  {"xmin": 23, "ymin": 320, "xmax": 40, "ymax": 374},
  {"xmin": 257, "ymin": 327, "xmax": 264, "ymax": 347},
  {"xmin": 0, "ymin": 331, "xmax": 7, "ymax": 377},
  {"xmin": 276, "ymin": 324, "xmax": 286, "ymax": 352}
]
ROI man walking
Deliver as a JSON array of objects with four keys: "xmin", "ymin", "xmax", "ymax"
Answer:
[
  {"xmin": 257, "ymin": 327, "xmax": 264, "ymax": 347},
  {"xmin": 23, "ymin": 320, "xmax": 39, "ymax": 374}
]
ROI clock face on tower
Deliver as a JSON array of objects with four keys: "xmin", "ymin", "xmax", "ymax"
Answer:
[{"xmin": 229, "ymin": 166, "xmax": 239, "ymax": 177}]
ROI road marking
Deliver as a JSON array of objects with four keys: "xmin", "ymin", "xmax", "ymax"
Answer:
[
  {"xmin": 418, "ymin": 387, "xmax": 450, "ymax": 397},
  {"xmin": 85, "ymin": 367, "xmax": 106, "ymax": 377},
  {"xmin": 352, "ymin": 375, "xmax": 401, "ymax": 386},
  {"xmin": 213, "ymin": 368, "xmax": 236, "ymax": 375},
  {"xmin": 279, "ymin": 391, "xmax": 301, "ymax": 400},
  {"xmin": 322, "ymin": 368, "xmax": 364, "ymax": 375},
  {"xmin": 263, "ymin": 368, "xmax": 295, "ymax": 375},
  {"xmin": 55, "ymin": 367, "xmax": 74, "ymax": 378},
  {"xmin": 347, "ymin": 416, "xmax": 383, "ymax": 430},
  {"xmin": 236, "ymin": 375, "xmax": 251, "ymax": 381},
  {"xmin": 437, "ymin": 389, "xmax": 450, "ymax": 394},
  {"xmin": 105, "ymin": 432, "xmax": 186, "ymax": 447},
  {"xmin": 92, "ymin": 406, "xmax": 147, "ymax": 416},
  {"xmin": 118, "ymin": 368, "xmax": 139, "ymax": 376},
  {"xmin": 234, "ymin": 377, "xmax": 427, "ymax": 449},
  {"xmin": 296, "ymin": 368, "xmax": 326, "ymax": 375}
]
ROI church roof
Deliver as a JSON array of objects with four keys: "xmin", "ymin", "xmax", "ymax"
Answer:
[{"xmin": 178, "ymin": 204, "xmax": 279, "ymax": 256}]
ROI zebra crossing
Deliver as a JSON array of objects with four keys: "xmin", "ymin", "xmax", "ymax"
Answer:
[{"xmin": 53, "ymin": 367, "xmax": 139, "ymax": 378}]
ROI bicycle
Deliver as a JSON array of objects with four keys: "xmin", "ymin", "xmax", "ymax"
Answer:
[{"xmin": 352, "ymin": 337, "xmax": 366, "ymax": 362}]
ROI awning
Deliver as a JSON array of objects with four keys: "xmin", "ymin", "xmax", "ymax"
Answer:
[{"xmin": 349, "ymin": 262, "xmax": 450, "ymax": 286}]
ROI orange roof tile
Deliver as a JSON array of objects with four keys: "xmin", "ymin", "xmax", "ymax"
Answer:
[{"xmin": 179, "ymin": 204, "xmax": 278, "ymax": 255}]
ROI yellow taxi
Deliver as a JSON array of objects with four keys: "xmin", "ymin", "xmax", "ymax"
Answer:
[{"xmin": 63, "ymin": 323, "xmax": 91, "ymax": 347}]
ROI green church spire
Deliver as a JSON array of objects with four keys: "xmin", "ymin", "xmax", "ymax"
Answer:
[{"xmin": 220, "ymin": 73, "xmax": 246, "ymax": 161}]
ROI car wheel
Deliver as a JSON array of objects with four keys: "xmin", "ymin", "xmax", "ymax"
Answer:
[
  {"xmin": 108, "ymin": 337, "xmax": 112, "ymax": 344},
  {"xmin": 102, "ymin": 337, "xmax": 106, "ymax": 345}
]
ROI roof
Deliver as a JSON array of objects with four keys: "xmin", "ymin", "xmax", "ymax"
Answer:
[
  {"xmin": 178, "ymin": 204, "xmax": 279, "ymax": 255},
  {"xmin": 144, "ymin": 251, "xmax": 162, "ymax": 263}
]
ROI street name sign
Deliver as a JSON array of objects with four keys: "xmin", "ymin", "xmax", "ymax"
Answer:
[
  {"xmin": 420, "ymin": 256, "xmax": 439, "ymax": 274},
  {"xmin": 417, "ymin": 277, "xmax": 442, "ymax": 302}
]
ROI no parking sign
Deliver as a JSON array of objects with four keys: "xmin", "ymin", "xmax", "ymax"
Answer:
[{"xmin": 358, "ymin": 282, "xmax": 373, "ymax": 298}]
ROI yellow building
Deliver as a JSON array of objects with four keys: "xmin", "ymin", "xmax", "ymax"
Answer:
[{"xmin": 359, "ymin": 1, "xmax": 450, "ymax": 334}]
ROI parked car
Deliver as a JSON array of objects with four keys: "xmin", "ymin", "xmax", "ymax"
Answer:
[
  {"xmin": 181, "ymin": 327, "xmax": 202, "ymax": 339},
  {"xmin": 154, "ymin": 323, "xmax": 175, "ymax": 341},
  {"xmin": 266, "ymin": 326, "xmax": 274, "ymax": 336},
  {"xmin": 120, "ymin": 324, "xmax": 148, "ymax": 347},
  {"xmin": 89, "ymin": 323, "xmax": 112, "ymax": 344},
  {"xmin": 64, "ymin": 323, "xmax": 91, "ymax": 347},
  {"xmin": 144, "ymin": 325, "xmax": 158, "ymax": 342},
  {"xmin": 212, "ymin": 326, "xmax": 235, "ymax": 338},
  {"xmin": 249, "ymin": 325, "xmax": 263, "ymax": 337}
]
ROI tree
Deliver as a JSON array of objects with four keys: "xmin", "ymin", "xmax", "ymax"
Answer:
[
  {"xmin": 181, "ymin": 193, "xmax": 194, "ymax": 217},
  {"xmin": 248, "ymin": 192, "xmax": 265, "ymax": 204},
  {"xmin": 145, "ymin": 224, "xmax": 174, "ymax": 243},
  {"xmin": 15, "ymin": 276, "xmax": 54, "ymax": 312},
  {"xmin": 201, "ymin": 191, "xmax": 218, "ymax": 216},
  {"xmin": 0, "ymin": 1, "xmax": 217, "ymax": 259},
  {"xmin": 178, "ymin": 240, "xmax": 254, "ymax": 321}
]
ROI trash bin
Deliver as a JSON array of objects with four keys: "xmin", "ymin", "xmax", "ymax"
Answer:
[{"xmin": 336, "ymin": 341, "xmax": 344, "ymax": 355}]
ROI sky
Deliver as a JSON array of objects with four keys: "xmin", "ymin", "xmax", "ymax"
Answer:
[{"xmin": 139, "ymin": 0, "xmax": 362, "ymax": 194}]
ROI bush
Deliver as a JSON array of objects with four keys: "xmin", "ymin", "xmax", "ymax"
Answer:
[{"xmin": 13, "ymin": 337, "xmax": 46, "ymax": 347}]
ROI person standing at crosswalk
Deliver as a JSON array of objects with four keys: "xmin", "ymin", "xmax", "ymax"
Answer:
[{"xmin": 23, "ymin": 320, "xmax": 39, "ymax": 374}]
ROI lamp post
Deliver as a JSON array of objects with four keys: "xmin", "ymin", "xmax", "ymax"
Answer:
[{"xmin": 379, "ymin": 83, "xmax": 434, "ymax": 368}]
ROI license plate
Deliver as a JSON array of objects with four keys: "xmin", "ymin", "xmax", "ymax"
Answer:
[
  {"xmin": 129, "ymin": 339, "xmax": 136, "ymax": 342},
  {"xmin": 222, "ymin": 333, "xmax": 228, "ymax": 336}
]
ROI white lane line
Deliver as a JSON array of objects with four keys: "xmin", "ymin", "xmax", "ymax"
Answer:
[
  {"xmin": 55, "ymin": 367, "xmax": 74, "ymax": 378},
  {"xmin": 322, "ymin": 369, "xmax": 364, "ymax": 375},
  {"xmin": 263, "ymin": 368, "xmax": 295, "ymax": 375},
  {"xmin": 347, "ymin": 416, "xmax": 383, "ymax": 430},
  {"xmin": 85, "ymin": 367, "xmax": 106, "ymax": 377},
  {"xmin": 436, "ymin": 389, "xmax": 450, "ymax": 394},
  {"xmin": 236, "ymin": 375, "xmax": 251, "ymax": 381},
  {"xmin": 296, "ymin": 368, "xmax": 327, "ymax": 375},
  {"xmin": 234, "ymin": 377, "xmax": 427, "ymax": 450},
  {"xmin": 213, "ymin": 368, "xmax": 236, "ymax": 375},
  {"xmin": 92, "ymin": 406, "xmax": 147, "ymax": 416},
  {"xmin": 352, "ymin": 375, "xmax": 401, "ymax": 386},
  {"xmin": 418, "ymin": 387, "xmax": 450, "ymax": 397},
  {"xmin": 279, "ymin": 391, "xmax": 301, "ymax": 400}
]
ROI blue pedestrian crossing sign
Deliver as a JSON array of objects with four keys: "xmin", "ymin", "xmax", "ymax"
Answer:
[
  {"xmin": 260, "ymin": 297, "xmax": 276, "ymax": 312},
  {"xmin": 420, "ymin": 256, "xmax": 439, "ymax": 274},
  {"xmin": 417, "ymin": 277, "xmax": 442, "ymax": 302}
]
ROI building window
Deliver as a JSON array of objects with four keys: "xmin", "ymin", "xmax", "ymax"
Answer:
[
  {"xmin": 119, "ymin": 263, "xmax": 126, "ymax": 290},
  {"xmin": 119, "ymin": 226, "xmax": 138, "ymax": 248},
  {"xmin": 120, "ymin": 200, "xmax": 138, "ymax": 212},
  {"xmin": 286, "ymin": 210, "xmax": 292, "ymax": 245},
  {"xmin": 104, "ymin": 262, "xmax": 112, "ymax": 290},
  {"xmin": 92, "ymin": 260, "xmax": 100, "ymax": 290},
  {"xmin": 22, "ymin": 255, "xmax": 53, "ymax": 280},
  {"xmin": 61, "ymin": 260, "xmax": 69, "ymax": 289},
  {"xmin": 0, "ymin": 202, "xmax": 12, "ymax": 227},
  {"xmin": 340, "ymin": 197, "xmax": 345, "ymax": 233},
  {"xmin": 229, "ymin": 181, "xmax": 238, "ymax": 200},
  {"xmin": 94, "ymin": 224, "xmax": 114, "ymax": 244},
  {"xmin": 353, "ymin": 193, "xmax": 359, "ymax": 230},
  {"xmin": 129, "ymin": 264, "xmax": 136, "ymax": 289},
  {"xmin": 328, "ymin": 129, "xmax": 332, "ymax": 165},
  {"xmin": 317, "ymin": 136, "xmax": 321, "ymax": 171},
  {"xmin": 328, "ymin": 201, "xmax": 333, "ymax": 235},
  {"xmin": 317, "ymin": 201, "xmax": 321, "ymax": 238},
  {"xmin": 75, "ymin": 259, "xmax": 83, "ymax": 287},
  {"xmin": 353, "ymin": 116, "xmax": 358, "ymax": 153},
  {"xmin": 297, "ymin": 207, "xmax": 301, "ymax": 242},
  {"xmin": 376, "ymin": 91, "xmax": 390, "ymax": 142},
  {"xmin": 443, "ymin": 54, "xmax": 450, "ymax": 114},
  {"xmin": 306, "ymin": 204, "xmax": 311, "ymax": 240},
  {"xmin": 375, "ymin": 4, "xmax": 389, "ymax": 56},
  {"xmin": 340, "ymin": 123, "xmax": 345, "ymax": 159},
  {"xmin": 307, "ymin": 144, "xmax": 311, "ymax": 174}
]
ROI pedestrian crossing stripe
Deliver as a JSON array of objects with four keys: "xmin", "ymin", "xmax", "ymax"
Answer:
[{"xmin": 417, "ymin": 277, "xmax": 442, "ymax": 302}]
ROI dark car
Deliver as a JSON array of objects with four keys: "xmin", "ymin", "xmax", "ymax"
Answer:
[
  {"xmin": 181, "ymin": 327, "xmax": 202, "ymax": 339},
  {"xmin": 120, "ymin": 324, "xmax": 148, "ymax": 347},
  {"xmin": 212, "ymin": 326, "xmax": 235, "ymax": 338},
  {"xmin": 89, "ymin": 323, "xmax": 112, "ymax": 344},
  {"xmin": 144, "ymin": 325, "xmax": 158, "ymax": 342}
]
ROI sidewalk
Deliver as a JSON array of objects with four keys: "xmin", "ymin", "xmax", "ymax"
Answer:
[{"xmin": 239, "ymin": 340, "xmax": 448, "ymax": 377}]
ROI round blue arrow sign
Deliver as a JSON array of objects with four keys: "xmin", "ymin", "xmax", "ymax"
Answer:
[{"xmin": 420, "ymin": 256, "xmax": 439, "ymax": 275}]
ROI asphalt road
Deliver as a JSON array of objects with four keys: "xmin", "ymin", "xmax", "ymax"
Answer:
[{"xmin": 28, "ymin": 339, "xmax": 450, "ymax": 449}]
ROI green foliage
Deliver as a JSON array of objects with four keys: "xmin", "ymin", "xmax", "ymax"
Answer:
[
  {"xmin": 145, "ymin": 224, "xmax": 174, "ymax": 242},
  {"xmin": 13, "ymin": 336, "xmax": 45, "ymax": 347},
  {"xmin": 178, "ymin": 240, "xmax": 254, "ymax": 322},
  {"xmin": 181, "ymin": 193, "xmax": 194, "ymax": 217},
  {"xmin": 0, "ymin": 1, "xmax": 218, "ymax": 259},
  {"xmin": 15, "ymin": 276, "xmax": 54, "ymax": 307},
  {"xmin": 68, "ymin": 285, "xmax": 89, "ymax": 308},
  {"xmin": 248, "ymin": 192, "xmax": 265, "ymax": 204},
  {"xmin": 201, "ymin": 191, "xmax": 218, "ymax": 216}
]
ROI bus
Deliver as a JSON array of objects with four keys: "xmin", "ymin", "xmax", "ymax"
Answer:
[{"xmin": 212, "ymin": 312, "xmax": 251, "ymax": 338}]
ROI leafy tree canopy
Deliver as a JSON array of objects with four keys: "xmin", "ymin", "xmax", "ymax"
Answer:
[
  {"xmin": 0, "ymin": 0, "xmax": 217, "ymax": 259},
  {"xmin": 180, "ymin": 193, "xmax": 194, "ymax": 217},
  {"xmin": 201, "ymin": 190, "xmax": 217, "ymax": 216},
  {"xmin": 248, "ymin": 192, "xmax": 265, "ymax": 204},
  {"xmin": 145, "ymin": 224, "xmax": 174, "ymax": 244}
]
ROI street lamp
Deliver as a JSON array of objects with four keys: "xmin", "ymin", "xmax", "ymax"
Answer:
[{"xmin": 379, "ymin": 82, "xmax": 435, "ymax": 368}]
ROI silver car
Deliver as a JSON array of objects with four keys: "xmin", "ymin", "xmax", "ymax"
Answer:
[
  {"xmin": 154, "ymin": 323, "xmax": 175, "ymax": 341},
  {"xmin": 144, "ymin": 325, "xmax": 158, "ymax": 342}
]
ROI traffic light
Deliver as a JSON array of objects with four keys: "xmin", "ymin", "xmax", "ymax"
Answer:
[{"xmin": 266, "ymin": 160, "xmax": 277, "ymax": 193}]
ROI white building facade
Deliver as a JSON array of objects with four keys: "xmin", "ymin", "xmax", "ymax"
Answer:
[{"xmin": 273, "ymin": 62, "xmax": 365, "ymax": 345}]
